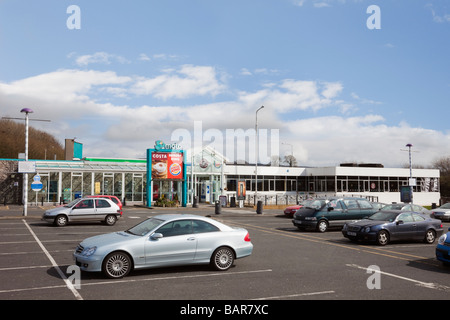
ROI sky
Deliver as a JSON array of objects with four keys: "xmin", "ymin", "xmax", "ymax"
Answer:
[{"xmin": 0, "ymin": 0, "xmax": 449, "ymax": 167}]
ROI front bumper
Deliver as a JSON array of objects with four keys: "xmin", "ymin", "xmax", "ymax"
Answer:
[
  {"xmin": 436, "ymin": 244, "xmax": 450, "ymax": 264},
  {"xmin": 41, "ymin": 214, "xmax": 55, "ymax": 223},
  {"xmin": 342, "ymin": 230, "xmax": 377, "ymax": 242},
  {"xmin": 292, "ymin": 218, "xmax": 317, "ymax": 229},
  {"xmin": 73, "ymin": 253, "xmax": 103, "ymax": 272},
  {"xmin": 433, "ymin": 214, "xmax": 450, "ymax": 222}
]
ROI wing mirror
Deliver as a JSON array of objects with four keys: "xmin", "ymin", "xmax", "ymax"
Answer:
[{"xmin": 150, "ymin": 232, "xmax": 163, "ymax": 240}]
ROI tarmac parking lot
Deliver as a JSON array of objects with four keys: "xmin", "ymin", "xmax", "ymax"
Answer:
[{"xmin": 1, "ymin": 204, "xmax": 449, "ymax": 305}]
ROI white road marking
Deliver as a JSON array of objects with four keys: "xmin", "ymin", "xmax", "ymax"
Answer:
[
  {"xmin": 251, "ymin": 290, "xmax": 335, "ymax": 300},
  {"xmin": 347, "ymin": 264, "xmax": 450, "ymax": 292},
  {"xmin": 21, "ymin": 219, "xmax": 83, "ymax": 300}
]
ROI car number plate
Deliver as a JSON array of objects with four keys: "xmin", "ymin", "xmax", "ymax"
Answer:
[{"xmin": 347, "ymin": 231, "xmax": 357, "ymax": 236}]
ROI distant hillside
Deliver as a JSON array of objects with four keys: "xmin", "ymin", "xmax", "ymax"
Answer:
[{"xmin": 0, "ymin": 119, "xmax": 64, "ymax": 160}]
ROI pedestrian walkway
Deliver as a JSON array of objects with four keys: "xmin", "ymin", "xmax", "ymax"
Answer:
[{"xmin": 0, "ymin": 203, "xmax": 281, "ymax": 220}]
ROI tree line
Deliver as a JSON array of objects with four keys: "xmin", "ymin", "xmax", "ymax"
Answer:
[{"xmin": 0, "ymin": 119, "xmax": 64, "ymax": 160}]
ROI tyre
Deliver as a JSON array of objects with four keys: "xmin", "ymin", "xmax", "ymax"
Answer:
[
  {"xmin": 102, "ymin": 252, "xmax": 132, "ymax": 278},
  {"xmin": 424, "ymin": 229, "xmax": 436, "ymax": 244},
  {"xmin": 105, "ymin": 214, "xmax": 117, "ymax": 226},
  {"xmin": 317, "ymin": 220, "xmax": 328, "ymax": 233},
  {"xmin": 376, "ymin": 230, "xmax": 389, "ymax": 246},
  {"xmin": 55, "ymin": 215, "xmax": 68, "ymax": 227},
  {"xmin": 211, "ymin": 247, "xmax": 234, "ymax": 271}
]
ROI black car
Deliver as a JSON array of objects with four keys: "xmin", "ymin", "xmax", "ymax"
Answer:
[
  {"xmin": 292, "ymin": 197, "xmax": 377, "ymax": 232},
  {"xmin": 342, "ymin": 210, "xmax": 443, "ymax": 246}
]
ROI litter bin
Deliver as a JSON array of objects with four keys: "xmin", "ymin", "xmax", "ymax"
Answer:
[
  {"xmin": 256, "ymin": 200, "xmax": 263, "ymax": 214},
  {"xmin": 215, "ymin": 200, "xmax": 221, "ymax": 214},
  {"xmin": 230, "ymin": 197, "xmax": 236, "ymax": 207},
  {"xmin": 193, "ymin": 196, "xmax": 198, "ymax": 208}
]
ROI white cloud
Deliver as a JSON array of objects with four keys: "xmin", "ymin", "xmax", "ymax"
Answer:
[
  {"xmin": 131, "ymin": 64, "xmax": 227, "ymax": 100},
  {"xmin": 238, "ymin": 79, "xmax": 343, "ymax": 112},
  {"xmin": 74, "ymin": 52, "xmax": 130, "ymax": 66}
]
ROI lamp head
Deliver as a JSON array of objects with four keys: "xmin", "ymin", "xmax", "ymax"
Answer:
[{"xmin": 20, "ymin": 108, "xmax": 34, "ymax": 114}]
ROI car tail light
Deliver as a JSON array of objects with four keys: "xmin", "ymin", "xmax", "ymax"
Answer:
[{"xmin": 244, "ymin": 232, "xmax": 251, "ymax": 242}]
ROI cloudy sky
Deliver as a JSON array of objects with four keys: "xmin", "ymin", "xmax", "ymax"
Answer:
[{"xmin": 0, "ymin": 0, "xmax": 449, "ymax": 167}]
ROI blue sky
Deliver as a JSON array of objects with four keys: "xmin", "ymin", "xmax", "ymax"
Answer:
[{"xmin": 0, "ymin": 0, "xmax": 449, "ymax": 167}]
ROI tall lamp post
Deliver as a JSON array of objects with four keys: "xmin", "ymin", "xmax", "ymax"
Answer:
[
  {"xmin": 255, "ymin": 106, "xmax": 264, "ymax": 204},
  {"xmin": 21, "ymin": 108, "xmax": 33, "ymax": 216},
  {"xmin": 406, "ymin": 143, "xmax": 414, "ymax": 204}
]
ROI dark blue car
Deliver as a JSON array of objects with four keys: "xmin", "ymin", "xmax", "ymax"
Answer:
[
  {"xmin": 342, "ymin": 210, "xmax": 443, "ymax": 246},
  {"xmin": 436, "ymin": 228, "xmax": 450, "ymax": 266}
]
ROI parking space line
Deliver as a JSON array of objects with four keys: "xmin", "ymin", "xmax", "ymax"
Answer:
[
  {"xmin": 251, "ymin": 290, "xmax": 335, "ymax": 300},
  {"xmin": 347, "ymin": 264, "xmax": 450, "ymax": 292},
  {"xmin": 0, "ymin": 265, "xmax": 51, "ymax": 271},
  {"xmin": 79, "ymin": 269, "xmax": 273, "ymax": 288},
  {"xmin": 22, "ymin": 219, "xmax": 83, "ymax": 300},
  {"xmin": 0, "ymin": 269, "xmax": 273, "ymax": 295}
]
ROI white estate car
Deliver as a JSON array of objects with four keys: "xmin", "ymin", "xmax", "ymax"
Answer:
[{"xmin": 42, "ymin": 198, "xmax": 122, "ymax": 226}]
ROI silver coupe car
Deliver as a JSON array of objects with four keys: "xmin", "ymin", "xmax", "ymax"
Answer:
[{"xmin": 73, "ymin": 214, "xmax": 253, "ymax": 278}]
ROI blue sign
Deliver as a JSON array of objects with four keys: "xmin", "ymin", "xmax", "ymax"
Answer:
[{"xmin": 31, "ymin": 175, "xmax": 43, "ymax": 191}]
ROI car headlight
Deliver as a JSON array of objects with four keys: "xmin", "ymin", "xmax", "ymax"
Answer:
[
  {"xmin": 364, "ymin": 227, "xmax": 371, "ymax": 233},
  {"xmin": 304, "ymin": 217, "xmax": 317, "ymax": 221},
  {"xmin": 82, "ymin": 246, "xmax": 97, "ymax": 257},
  {"xmin": 438, "ymin": 234, "xmax": 447, "ymax": 246}
]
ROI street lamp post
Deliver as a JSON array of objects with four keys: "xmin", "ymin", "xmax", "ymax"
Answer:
[
  {"xmin": 21, "ymin": 108, "xmax": 33, "ymax": 216},
  {"xmin": 255, "ymin": 106, "xmax": 264, "ymax": 204},
  {"xmin": 406, "ymin": 143, "xmax": 413, "ymax": 204}
]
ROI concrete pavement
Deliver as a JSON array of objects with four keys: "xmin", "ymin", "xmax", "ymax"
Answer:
[{"xmin": 0, "ymin": 203, "xmax": 282, "ymax": 220}]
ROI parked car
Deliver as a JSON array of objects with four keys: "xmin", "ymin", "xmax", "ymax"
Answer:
[
  {"xmin": 42, "ymin": 197, "xmax": 122, "ymax": 226},
  {"xmin": 284, "ymin": 205, "xmax": 302, "ymax": 218},
  {"xmin": 292, "ymin": 197, "xmax": 377, "ymax": 232},
  {"xmin": 371, "ymin": 202, "xmax": 387, "ymax": 211},
  {"xmin": 73, "ymin": 214, "xmax": 253, "ymax": 278},
  {"xmin": 436, "ymin": 228, "xmax": 450, "ymax": 266},
  {"xmin": 342, "ymin": 210, "xmax": 443, "ymax": 246},
  {"xmin": 380, "ymin": 203, "xmax": 431, "ymax": 215},
  {"xmin": 87, "ymin": 195, "xmax": 123, "ymax": 212},
  {"xmin": 431, "ymin": 203, "xmax": 450, "ymax": 222}
]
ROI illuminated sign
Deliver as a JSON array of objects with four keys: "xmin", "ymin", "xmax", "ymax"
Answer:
[{"xmin": 151, "ymin": 152, "xmax": 183, "ymax": 180}]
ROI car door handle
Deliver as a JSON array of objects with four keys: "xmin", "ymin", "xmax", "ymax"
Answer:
[{"xmin": 187, "ymin": 237, "xmax": 196, "ymax": 241}]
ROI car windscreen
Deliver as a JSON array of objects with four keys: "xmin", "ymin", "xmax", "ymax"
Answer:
[
  {"xmin": 126, "ymin": 218, "xmax": 164, "ymax": 236},
  {"xmin": 367, "ymin": 211, "xmax": 399, "ymax": 222},
  {"xmin": 304, "ymin": 199, "xmax": 327, "ymax": 210},
  {"xmin": 440, "ymin": 203, "xmax": 450, "ymax": 209},
  {"xmin": 380, "ymin": 204, "xmax": 405, "ymax": 211},
  {"xmin": 64, "ymin": 199, "xmax": 81, "ymax": 208}
]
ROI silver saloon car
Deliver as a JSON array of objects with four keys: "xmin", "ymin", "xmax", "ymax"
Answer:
[
  {"xmin": 73, "ymin": 214, "xmax": 254, "ymax": 278},
  {"xmin": 42, "ymin": 198, "xmax": 122, "ymax": 226}
]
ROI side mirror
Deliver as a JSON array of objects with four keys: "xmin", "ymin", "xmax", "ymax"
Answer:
[
  {"xmin": 396, "ymin": 220, "xmax": 404, "ymax": 225},
  {"xmin": 327, "ymin": 207, "xmax": 334, "ymax": 211},
  {"xmin": 150, "ymin": 232, "xmax": 163, "ymax": 240}
]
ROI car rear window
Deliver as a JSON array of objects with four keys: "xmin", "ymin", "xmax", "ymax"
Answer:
[{"xmin": 96, "ymin": 199, "xmax": 111, "ymax": 208}]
